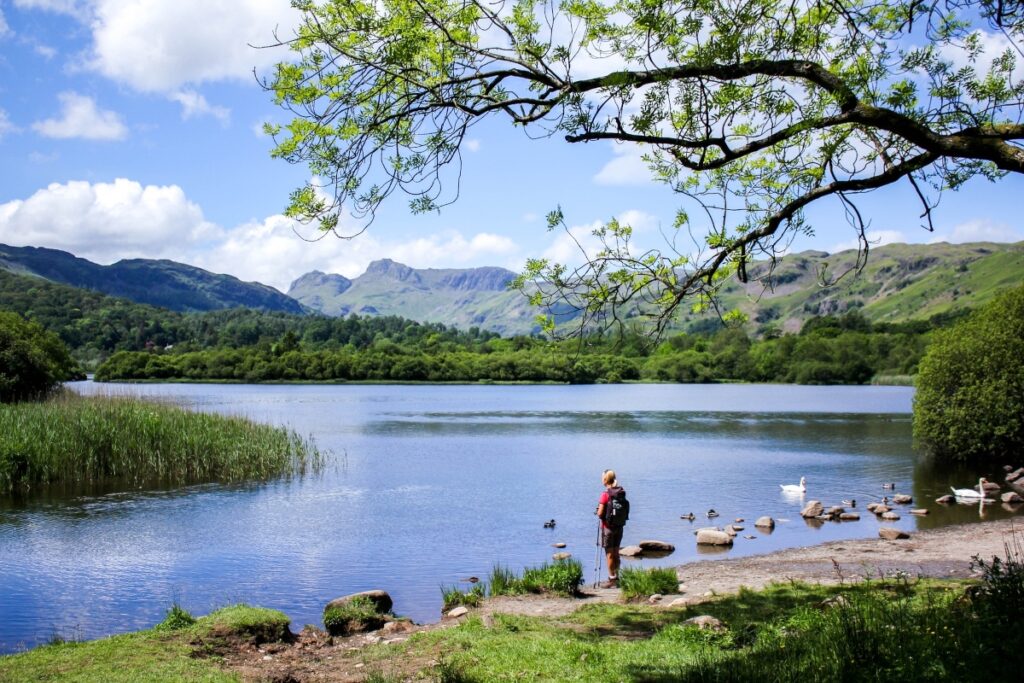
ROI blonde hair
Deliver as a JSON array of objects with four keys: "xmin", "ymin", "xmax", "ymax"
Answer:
[{"xmin": 602, "ymin": 469, "xmax": 618, "ymax": 486}]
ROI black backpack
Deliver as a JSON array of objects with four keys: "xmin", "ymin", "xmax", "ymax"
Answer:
[{"xmin": 604, "ymin": 486, "xmax": 629, "ymax": 528}]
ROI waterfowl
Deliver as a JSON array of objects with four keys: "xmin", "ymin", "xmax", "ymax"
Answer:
[
  {"xmin": 842, "ymin": 499, "xmax": 856, "ymax": 508},
  {"xmin": 706, "ymin": 509, "xmax": 720, "ymax": 518},
  {"xmin": 882, "ymin": 482, "xmax": 895, "ymax": 490},
  {"xmin": 780, "ymin": 477, "xmax": 806, "ymax": 493},
  {"xmin": 543, "ymin": 519, "xmax": 556, "ymax": 528},
  {"xmin": 681, "ymin": 512, "xmax": 696, "ymax": 521},
  {"xmin": 951, "ymin": 479, "xmax": 990, "ymax": 499}
]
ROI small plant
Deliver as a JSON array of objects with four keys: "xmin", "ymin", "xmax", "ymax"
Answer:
[
  {"xmin": 970, "ymin": 531, "xmax": 1024, "ymax": 628},
  {"xmin": 488, "ymin": 559, "xmax": 583, "ymax": 597},
  {"xmin": 155, "ymin": 603, "xmax": 196, "ymax": 631},
  {"xmin": 441, "ymin": 584, "xmax": 485, "ymax": 610},
  {"xmin": 619, "ymin": 566, "xmax": 679, "ymax": 600},
  {"xmin": 323, "ymin": 596, "xmax": 386, "ymax": 636},
  {"xmin": 488, "ymin": 565, "xmax": 518, "ymax": 597}
]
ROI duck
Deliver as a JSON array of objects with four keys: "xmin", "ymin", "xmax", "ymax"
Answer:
[
  {"xmin": 543, "ymin": 519, "xmax": 556, "ymax": 528},
  {"xmin": 780, "ymin": 477, "xmax": 806, "ymax": 493},
  {"xmin": 951, "ymin": 478, "xmax": 992, "ymax": 500},
  {"xmin": 842, "ymin": 499, "xmax": 856, "ymax": 508},
  {"xmin": 681, "ymin": 512, "xmax": 696, "ymax": 521},
  {"xmin": 706, "ymin": 509, "xmax": 720, "ymax": 518},
  {"xmin": 882, "ymin": 482, "xmax": 895, "ymax": 490}
]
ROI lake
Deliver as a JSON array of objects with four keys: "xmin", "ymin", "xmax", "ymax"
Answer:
[{"xmin": 0, "ymin": 381, "xmax": 1018, "ymax": 653}]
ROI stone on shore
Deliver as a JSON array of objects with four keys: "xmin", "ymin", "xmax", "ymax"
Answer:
[
  {"xmin": 936, "ymin": 494, "xmax": 955, "ymax": 504},
  {"xmin": 892, "ymin": 494, "xmax": 913, "ymax": 505},
  {"xmin": 754, "ymin": 516, "xmax": 775, "ymax": 530},
  {"xmin": 638, "ymin": 540, "xmax": 676, "ymax": 553},
  {"xmin": 620, "ymin": 545, "xmax": 644, "ymax": 557},
  {"xmin": 446, "ymin": 606, "xmax": 469, "ymax": 619},
  {"xmin": 1001, "ymin": 491, "xmax": 1024, "ymax": 504},
  {"xmin": 325, "ymin": 590, "xmax": 393, "ymax": 615},
  {"xmin": 879, "ymin": 527, "xmax": 910, "ymax": 540},
  {"xmin": 800, "ymin": 501, "xmax": 824, "ymax": 518},
  {"xmin": 696, "ymin": 529, "xmax": 734, "ymax": 546}
]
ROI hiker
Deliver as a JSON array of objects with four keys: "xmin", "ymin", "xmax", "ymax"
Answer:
[{"xmin": 596, "ymin": 469, "xmax": 629, "ymax": 588}]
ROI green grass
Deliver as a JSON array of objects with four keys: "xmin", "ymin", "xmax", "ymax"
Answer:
[
  {"xmin": 0, "ymin": 393, "xmax": 323, "ymax": 493},
  {"xmin": 323, "ymin": 596, "xmax": 389, "ymax": 636},
  {"xmin": 488, "ymin": 559, "xmax": 584, "ymax": 597},
  {"xmin": 442, "ymin": 583, "xmax": 486, "ymax": 610},
  {"xmin": 618, "ymin": 566, "xmax": 680, "ymax": 600},
  {"xmin": 0, "ymin": 604, "xmax": 290, "ymax": 683}
]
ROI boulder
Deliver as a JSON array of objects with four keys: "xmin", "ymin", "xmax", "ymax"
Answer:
[
  {"xmin": 892, "ymin": 494, "xmax": 913, "ymax": 505},
  {"xmin": 800, "ymin": 500, "xmax": 824, "ymax": 518},
  {"xmin": 910, "ymin": 509, "xmax": 930, "ymax": 515},
  {"xmin": 1007, "ymin": 468, "xmax": 1024, "ymax": 482},
  {"xmin": 725, "ymin": 526, "xmax": 739, "ymax": 536},
  {"xmin": 734, "ymin": 518, "xmax": 745, "ymax": 523},
  {"xmin": 729, "ymin": 524, "xmax": 745, "ymax": 532},
  {"xmin": 839, "ymin": 512, "xmax": 860, "ymax": 521},
  {"xmin": 1001, "ymin": 491, "xmax": 1024, "ymax": 504},
  {"xmin": 866, "ymin": 503, "xmax": 880, "ymax": 513},
  {"xmin": 446, "ymin": 606, "xmax": 469, "ymax": 619},
  {"xmin": 696, "ymin": 529, "xmax": 734, "ymax": 546},
  {"xmin": 879, "ymin": 527, "xmax": 910, "ymax": 540},
  {"xmin": 648, "ymin": 594, "xmax": 663, "ymax": 604},
  {"xmin": 827, "ymin": 506, "xmax": 846, "ymax": 516},
  {"xmin": 754, "ymin": 516, "xmax": 775, "ymax": 530},
  {"xmin": 552, "ymin": 542, "xmax": 567, "ymax": 548},
  {"xmin": 638, "ymin": 540, "xmax": 676, "ymax": 553},
  {"xmin": 881, "ymin": 511, "xmax": 901, "ymax": 520},
  {"xmin": 552, "ymin": 552, "xmax": 572, "ymax": 561},
  {"xmin": 325, "ymin": 590, "xmax": 393, "ymax": 615},
  {"xmin": 873, "ymin": 505, "xmax": 891, "ymax": 515},
  {"xmin": 982, "ymin": 481, "xmax": 1002, "ymax": 493},
  {"xmin": 667, "ymin": 597, "xmax": 689, "ymax": 608},
  {"xmin": 1005, "ymin": 465, "xmax": 1015, "ymax": 472},
  {"xmin": 620, "ymin": 545, "xmax": 644, "ymax": 557},
  {"xmin": 684, "ymin": 615, "xmax": 726, "ymax": 631},
  {"xmin": 936, "ymin": 494, "xmax": 955, "ymax": 504}
]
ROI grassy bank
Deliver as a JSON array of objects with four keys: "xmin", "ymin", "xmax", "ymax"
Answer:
[{"xmin": 0, "ymin": 393, "xmax": 322, "ymax": 493}]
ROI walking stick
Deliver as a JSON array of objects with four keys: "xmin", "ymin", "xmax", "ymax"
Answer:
[{"xmin": 593, "ymin": 518, "xmax": 602, "ymax": 588}]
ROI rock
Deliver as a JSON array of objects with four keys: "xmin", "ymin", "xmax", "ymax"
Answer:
[
  {"xmin": 910, "ymin": 508, "xmax": 929, "ymax": 515},
  {"xmin": 668, "ymin": 598, "xmax": 689, "ymax": 608},
  {"xmin": 1007, "ymin": 468, "xmax": 1024, "ymax": 482},
  {"xmin": 800, "ymin": 500, "xmax": 824, "ymax": 518},
  {"xmin": 725, "ymin": 526, "xmax": 738, "ymax": 536},
  {"xmin": 982, "ymin": 481, "xmax": 1002, "ymax": 493},
  {"xmin": 936, "ymin": 494, "xmax": 955, "ymax": 504},
  {"xmin": 827, "ymin": 506, "xmax": 846, "ymax": 515},
  {"xmin": 734, "ymin": 518, "xmax": 744, "ymax": 523},
  {"xmin": 881, "ymin": 511, "xmax": 901, "ymax": 520},
  {"xmin": 696, "ymin": 529, "xmax": 734, "ymax": 546},
  {"xmin": 648, "ymin": 594, "xmax": 663, "ymax": 604},
  {"xmin": 819, "ymin": 595, "xmax": 850, "ymax": 609},
  {"xmin": 892, "ymin": 494, "xmax": 913, "ymax": 505},
  {"xmin": 1005, "ymin": 465, "xmax": 1015, "ymax": 472},
  {"xmin": 729, "ymin": 525, "xmax": 745, "ymax": 532},
  {"xmin": 744, "ymin": 535, "xmax": 756, "ymax": 539},
  {"xmin": 879, "ymin": 527, "xmax": 910, "ymax": 540},
  {"xmin": 1001, "ymin": 491, "xmax": 1024, "ymax": 503},
  {"xmin": 839, "ymin": 512, "xmax": 860, "ymax": 521},
  {"xmin": 638, "ymin": 540, "xmax": 675, "ymax": 553},
  {"xmin": 684, "ymin": 615, "xmax": 726, "ymax": 631},
  {"xmin": 754, "ymin": 516, "xmax": 775, "ymax": 529},
  {"xmin": 325, "ymin": 590, "xmax": 393, "ymax": 615},
  {"xmin": 620, "ymin": 545, "xmax": 644, "ymax": 557},
  {"xmin": 552, "ymin": 542, "xmax": 567, "ymax": 548},
  {"xmin": 866, "ymin": 503, "xmax": 880, "ymax": 513},
  {"xmin": 382, "ymin": 620, "xmax": 414, "ymax": 634},
  {"xmin": 447, "ymin": 606, "xmax": 469, "ymax": 619},
  {"xmin": 552, "ymin": 552, "xmax": 572, "ymax": 561},
  {"xmin": 873, "ymin": 505, "xmax": 891, "ymax": 514}
]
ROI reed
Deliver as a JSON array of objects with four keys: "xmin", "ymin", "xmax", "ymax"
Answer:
[{"xmin": 0, "ymin": 393, "xmax": 322, "ymax": 493}]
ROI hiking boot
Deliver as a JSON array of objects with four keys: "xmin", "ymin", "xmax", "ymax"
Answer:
[{"xmin": 601, "ymin": 578, "xmax": 618, "ymax": 589}]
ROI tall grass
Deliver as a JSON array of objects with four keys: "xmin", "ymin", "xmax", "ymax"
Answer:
[
  {"xmin": 0, "ymin": 393, "xmax": 322, "ymax": 493},
  {"xmin": 488, "ymin": 559, "xmax": 583, "ymax": 597},
  {"xmin": 619, "ymin": 566, "xmax": 680, "ymax": 600}
]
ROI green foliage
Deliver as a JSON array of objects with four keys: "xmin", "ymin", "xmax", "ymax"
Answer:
[
  {"xmin": 0, "ymin": 310, "xmax": 82, "ymax": 402},
  {"xmin": 969, "ymin": 534, "xmax": 1024, "ymax": 631},
  {"xmin": 442, "ymin": 584, "xmax": 485, "ymax": 610},
  {"xmin": 618, "ymin": 566, "xmax": 680, "ymax": 600},
  {"xmin": 323, "ymin": 596, "xmax": 388, "ymax": 636},
  {"xmin": 155, "ymin": 604, "xmax": 196, "ymax": 631},
  {"xmin": 0, "ymin": 394, "xmax": 322, "ymax": 493},
  {"xmin": 488, "ymin": 559, "xmax": 584, "ymax": 597},
  {"xmin": 913, "ymin": 284, "xmax": 1024, "ymax": 461}
]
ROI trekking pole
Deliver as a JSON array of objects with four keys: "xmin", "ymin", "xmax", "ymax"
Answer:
[{"xmin": 593, "ymin": 518, "xmax": 602, "ymax": 588}]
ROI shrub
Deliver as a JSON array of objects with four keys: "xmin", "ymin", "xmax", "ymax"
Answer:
[
  {"xmin": 618, "ymin": 566, "xmax": 679, "ymax": 600},
  {"xmin": 155, "ymin": 603, "xmax": 196, "ymax": 631},
  {"xmin": 323, "ymin": 596, "xmax": 387, "ymax": 636},
  {"xmin": 441, "ymin": 584, "xmax": 485, "ymax": 610},
  {"xmin": 0, "ymin": 311, "xmax": 82, "ymax": 403},
  {"xmin": 914, "ymin": 284, "xmax": 1024, "ymax": 461}
]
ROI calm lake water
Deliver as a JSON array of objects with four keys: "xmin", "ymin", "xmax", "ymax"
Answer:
[{"xmin": 1, "ymin": 382, "xmax": 1019, "ymax": 652}]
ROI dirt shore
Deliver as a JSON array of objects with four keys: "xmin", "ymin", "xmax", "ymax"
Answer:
[{"xmin": 226, "ymin": 518, "xmax": 1022, "ymax": 681}]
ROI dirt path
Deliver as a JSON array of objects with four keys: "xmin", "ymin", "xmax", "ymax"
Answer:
[{"xmin": 227, "ymin": 518, "xmax": 1023, "ymax": 681}]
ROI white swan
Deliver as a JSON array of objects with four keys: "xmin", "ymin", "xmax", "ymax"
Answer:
[
  {"xmin": 780, "ymin": 477, "xmax": 806, "ymax": 493},
  {"xmin": 951, "ymin": 478, "xmax": 993, "ymax": 500}
]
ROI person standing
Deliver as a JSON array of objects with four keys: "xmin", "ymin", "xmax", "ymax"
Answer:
[{"xmin": 596, "ymin": 469, "xmax": 628, "ymax": 588}]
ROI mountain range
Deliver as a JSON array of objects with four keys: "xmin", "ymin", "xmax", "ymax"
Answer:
[{"xmin": 3, "ymin": 240, "xmax": 1022, "ymax": 335}]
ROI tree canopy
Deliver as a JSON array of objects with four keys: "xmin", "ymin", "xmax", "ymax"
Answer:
[
  {"xmin": 0, "ymin": 311, "xmax": 82, "ymax": 402},
  {"xmin": 266, "ymin": 0, "xmax": 1023, "ymax": 334},
  {"xmin": 913, "ymin": 283, "xmax": 1024, "ymax": 462}
]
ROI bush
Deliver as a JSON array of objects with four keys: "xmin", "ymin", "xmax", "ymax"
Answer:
[
  {"xmin": 0, "ymin": 311, "xmax": 82, "ymax": 402},
  {"xmin": 618, "ymin": 567, "xmax": 679, "ymax": 600},
  {"xmin": 913, "ymin": 284, "xmax": 1024, "ymax": 461}
]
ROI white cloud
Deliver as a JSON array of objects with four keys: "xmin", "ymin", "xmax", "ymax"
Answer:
[
  {"xmin": 31, "ymin": 92, "xmax": 128, "ymax": 140},
  {"xmin": 12, "ymin": 0, "xmax": 88, "ymax": 19},
  {"xmin": 34, "ymin": 43, "xmax": 57, "ymax": 59},
  {"xmin": 0, "ymin": 179, "xmax": 218, "ymax": 263},
  {"xmin": 464, "ymin": 138, "xmax": 481, "ymax": 153},
  {"xmin": 169, "ymin": 89, "xmax": 230, "ymax": 124},
  {"xmin": 88, "ymin": 0, "xmax": 299, "ymax": 93},
  {"xmin": 939, "ymin": 30, "xmax": 1024, "ymax": 84},
  {"xmin": 594, "ymin": 142, "xmax": 652, "ymax": 186},
  {"xmin": 929, "ymin": 219, "xmax": 1024, "ymax": 245},
  {"xmin": 0, "ymin": 9, "xmax": 10, "ymax": 37},
  {"xmin": 0, "ymin": 109, "xmax": 16, "ymax": 138},
  {"xmin": 829, "ymin": 230, "xmax": 908, "ymax": 254},
  {"xmin": 540, "ymin": 209, "xmax": 657, "ymax": 267}
]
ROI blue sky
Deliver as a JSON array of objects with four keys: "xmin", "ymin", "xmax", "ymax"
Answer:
[{"xmin": 0, "ymin": 1, "xmax": 1021, "ymax": 293}]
